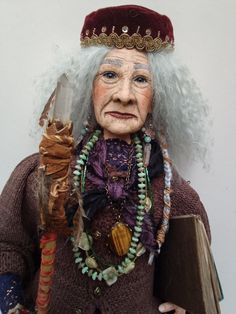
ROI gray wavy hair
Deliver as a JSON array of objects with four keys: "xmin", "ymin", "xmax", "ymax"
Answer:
[{"xmin": 35, "ymin": 46, "xmax": 209, "ymax": 166}]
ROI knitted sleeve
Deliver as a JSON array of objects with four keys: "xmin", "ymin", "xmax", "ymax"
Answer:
[{"xmin": 0, "ymin": 154, "xmax": 40, "ymax": 281}]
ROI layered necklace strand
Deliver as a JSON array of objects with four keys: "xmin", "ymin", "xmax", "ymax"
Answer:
[{"xmin": 71, "ymin": 129, "xmax": 172, "ymax": 286}]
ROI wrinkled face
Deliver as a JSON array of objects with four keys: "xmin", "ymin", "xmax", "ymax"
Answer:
[{"xmin": 92, "ymin": 48, "xmax": 153, "ymax": 142}]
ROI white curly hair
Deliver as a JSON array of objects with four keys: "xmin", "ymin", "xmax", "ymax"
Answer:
[{"xmin": 34, "ymin": 45, "xmax": 209, "ymax": 166}]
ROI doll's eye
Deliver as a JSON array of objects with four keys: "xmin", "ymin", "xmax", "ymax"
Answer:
[
  {"xmin": 102, "ymin": 71, "xmax": 117, "ymax": 79},
  {"xmin": 134, "ymin": 76, "xmax": 148, "ymax": 83}
]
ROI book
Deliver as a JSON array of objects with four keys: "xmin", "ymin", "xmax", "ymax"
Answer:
[{"xmin": 154, "ymin": 215, "xmax": 223, "ymax": 314}]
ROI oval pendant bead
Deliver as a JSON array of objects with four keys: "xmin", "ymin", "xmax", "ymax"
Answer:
[
  {"xmin": 145, "ymin": 197, "xmax": 152, "ymax": 212},
  {"xmin": 85, "ymin": 257, "xmax": 98, "ymax": 269},
  {"xmin": 110, "ymin": 223, "xmax": 132, "ymax": 256}
]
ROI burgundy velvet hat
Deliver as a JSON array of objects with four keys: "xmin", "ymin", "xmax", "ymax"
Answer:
[{"xmin": 80, "ymin": 5, "xmax": 174, "ymax": 52}]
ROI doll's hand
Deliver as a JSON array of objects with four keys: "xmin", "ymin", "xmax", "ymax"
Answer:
[{"xmin": 159, "ymin": 302, "xmax": 186, "ymax": 313}]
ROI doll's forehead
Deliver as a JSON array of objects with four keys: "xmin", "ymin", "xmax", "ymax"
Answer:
[{"xmin": 101, "ymin": 57, "xmax": 151, "ymax": 71}]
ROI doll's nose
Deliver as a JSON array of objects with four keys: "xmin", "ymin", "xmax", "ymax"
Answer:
[{"xmin": 112, "ymin": 80, "xmax": 136, "ymax": 105}]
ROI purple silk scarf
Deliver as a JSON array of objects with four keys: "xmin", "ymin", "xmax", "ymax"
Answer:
[{"xmin": 82, "ymin": 138, "xmax": 161, "ymax": 250}]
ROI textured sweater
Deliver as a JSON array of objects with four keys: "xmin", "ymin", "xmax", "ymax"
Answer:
[{"xmin": 0, "ymin": 153, "xmax": 210, "ymax": 314}]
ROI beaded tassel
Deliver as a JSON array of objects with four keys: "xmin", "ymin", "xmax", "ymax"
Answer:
[{"xmin": 156, "ymin": 136, "xmax": 172, "ymax": 253}]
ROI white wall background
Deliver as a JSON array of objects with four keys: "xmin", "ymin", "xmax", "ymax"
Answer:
[{"xmin": 0, "ymin": 0, "xmax": 235, "ymax": 312}]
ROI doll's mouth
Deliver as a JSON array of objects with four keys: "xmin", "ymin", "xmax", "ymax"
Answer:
[{"xmin": 106, "ymin": 111, "xmax": 136, "ymax": 119}]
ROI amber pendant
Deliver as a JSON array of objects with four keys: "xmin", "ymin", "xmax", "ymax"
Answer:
[{"xmin": 110, "ymin": 222, "xmax": 132, "ymax": 256}]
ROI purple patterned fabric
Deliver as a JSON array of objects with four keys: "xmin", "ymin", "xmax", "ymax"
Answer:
[{"xmin": 83, "ymin": 138, "xmax": 158, "ymax": 250}]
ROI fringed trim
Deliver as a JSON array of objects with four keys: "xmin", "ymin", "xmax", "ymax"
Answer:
[{"xmin": 38, "ymin": 120, "xmax": 74, "ymax": 234}]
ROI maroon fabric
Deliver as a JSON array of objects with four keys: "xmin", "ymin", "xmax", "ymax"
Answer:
[
  {"xmin": 0, "ymin": 154, "xmax": 210, "ymax": 313},
  {"xmin": 81, "ymin": 5, "xmax": 174, "ymax": 42}
]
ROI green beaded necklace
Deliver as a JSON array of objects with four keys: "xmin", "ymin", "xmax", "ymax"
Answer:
[{"xmin": 71, "ymin": 130, "xmax": 152, "ymax": 286}]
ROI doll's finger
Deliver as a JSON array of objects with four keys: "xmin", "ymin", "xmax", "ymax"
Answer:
[
  {"xmin": 159, "ymin": 302, "xmax": 186, "ymax": 313},
  {"xmin": 159, "ymin": 302, "xmax": 176, "ymax": 312}
]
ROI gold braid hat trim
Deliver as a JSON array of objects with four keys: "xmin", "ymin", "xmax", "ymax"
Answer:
[{"xmin": 80, "ymin": 27, "xmax": 174, "ymax": 53}]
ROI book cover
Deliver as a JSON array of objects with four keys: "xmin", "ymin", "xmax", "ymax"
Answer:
[{"xmin": 154, "ymin": 215, "xmax": 223, "ymax": 314}]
